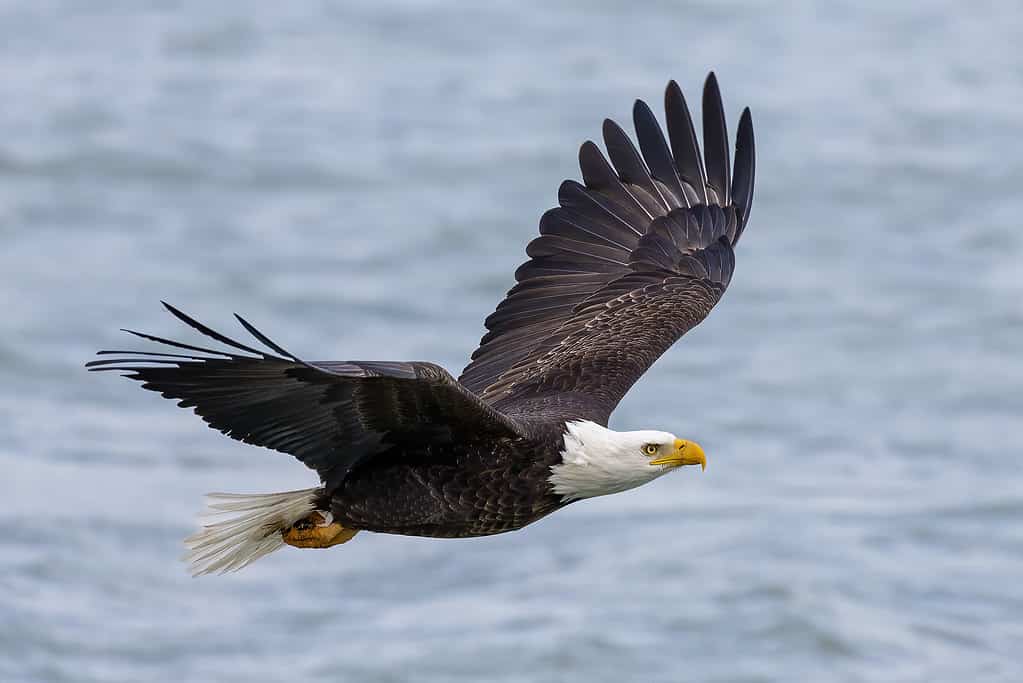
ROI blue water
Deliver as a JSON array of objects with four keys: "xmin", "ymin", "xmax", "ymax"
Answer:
[{"xmin": 2, "ymin": 2, "xmax": 1021, "ymax": 681}]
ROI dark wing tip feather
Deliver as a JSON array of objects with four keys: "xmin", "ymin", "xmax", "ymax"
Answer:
[
  {"xmin": 731, "ymin": 106, "xmax": 756, "ymax": 243},
  {"xmin": 87, "ymin": 306, "xmax": 304, "ymax": 373},
  {"xmin": 601, "ymin": 118, "xmax": 648, "ymax": 187},
  {"xmin": 86, "ymin": 349, "xmax": 218, "ymax": 368},
  {"xmin": 701, "ymin": 72, "xmax": 730, "ymax": 206},
  {"xmin": 233, "ymin": 313, "xmax": 298, "ymax": 361},
  {"xmin": 664, "ymin": 78, "xmax": 707, "ymax": 204},
  {"xmin": 578, "ymin": 140, "xmax": 616, "ymax": 190},
  {"xmin": 112, "ymin": 328, "xmax": 240, "ymax": 359},
  {"xmin": 632, "ymin": 97, "xmax": 686, "ymax": 204},
  {"xmin": 160, "ymin": 302, "xmax": 266, "ymax": 357}
]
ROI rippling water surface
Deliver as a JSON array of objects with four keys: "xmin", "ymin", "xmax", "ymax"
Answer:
[{"xmin": 2, "ymin": 2, "xmax": 1021, "ymax": 681}]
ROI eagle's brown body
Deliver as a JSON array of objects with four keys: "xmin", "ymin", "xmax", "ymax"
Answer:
[{"xmin": 330, "ymin": 424, "xmax": 566, "ymax": 537}]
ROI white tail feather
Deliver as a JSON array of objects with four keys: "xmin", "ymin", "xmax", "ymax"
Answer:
[{"xmin": 183, "ymin": 488, "xmax": 320, "ymax": 576}]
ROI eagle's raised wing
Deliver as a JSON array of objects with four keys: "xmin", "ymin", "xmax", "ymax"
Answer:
[
  {"xmin": 459, "ymin": 74, "xmax": 755, "ymax": 424},
  {"xmin": 88, "ymin": 303, "xmax": 523, "ymax": 492}
]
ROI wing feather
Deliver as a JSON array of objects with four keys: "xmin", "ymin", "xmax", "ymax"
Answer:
[
  {"xmin": 579, "ymin": 141, "xmax": 656, "ymax": 222},
  {"xmin": 602, "ymin": 119, "xmax": 672, "ymax": 210},
  {"xmin": 633, "ymin": 98, "xmax": 687, "ymax": 209},
  {"xmin": 701, "ymin": 73, "xmax": 731, "ymax": 206},
  {"xmin": 665, "ymin": 79, "xmax": 708, "ymax": 205},
  {"xmin": 731, "ymin": 107, "xmax": 756, "ymax": 244}
]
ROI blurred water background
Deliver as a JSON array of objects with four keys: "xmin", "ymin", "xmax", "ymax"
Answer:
[{"xmin": 1, "ymin": 1, "xmax": 1021, "ymax": 681}]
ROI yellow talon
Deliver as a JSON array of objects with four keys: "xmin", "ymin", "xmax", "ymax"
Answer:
[{"xmin": 282, "ymin": 511, "xmax": 359, "ymax": 548}]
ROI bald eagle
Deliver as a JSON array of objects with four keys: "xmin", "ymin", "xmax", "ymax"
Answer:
[{"xmin": 88, "ymin": 74, "xmax": 755, "ymax": 575}]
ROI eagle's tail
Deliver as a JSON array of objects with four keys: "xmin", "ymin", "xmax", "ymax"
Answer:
[{"xmin": 183, "ymin": 488, "xmax": 357, "ymax": 576}]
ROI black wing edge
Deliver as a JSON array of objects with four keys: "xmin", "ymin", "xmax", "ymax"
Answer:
[
  {"xmin": 85, "ymin": 301, "xmax": 390, "ymax": 381},
  {"xmin": 731, "ymin": 105, "xmax": 755, "ymax": 244},
  {"xmin": 88, "ymin": 303, "xmax": 525, "ymax": 436},
  {"xmin": 638, "ymin": 73, "xmax": 755, "ymax": 243},
  {"xmin": 87, "ymin": 301, "xmax": 305, "ymax": 374},
  {"xmin": 701, "ymin": 72, "xmax": 731, "ymax": 207}
]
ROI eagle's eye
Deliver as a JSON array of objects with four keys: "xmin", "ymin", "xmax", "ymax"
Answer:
[{"xmin": 643, "ymin": 444, "xmax": 658, "ymax": 456}]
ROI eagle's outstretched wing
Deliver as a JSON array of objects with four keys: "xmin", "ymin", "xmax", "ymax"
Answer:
[
  {"xmin": 88, "ymin": 303, "xmax": 523, "ymax": 491},
  {"xmin": 459, "ymin": 74, "xmax": 755, "ymax": 424}
]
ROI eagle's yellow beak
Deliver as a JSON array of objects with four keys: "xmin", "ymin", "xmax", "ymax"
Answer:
[{"xmin": 650, "ymin": 439, "xmax": 706, "ymax": 471}]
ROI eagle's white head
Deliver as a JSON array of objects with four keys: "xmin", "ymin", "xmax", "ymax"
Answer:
[{"xmin": 548, "ymin": 420, "xmax": 706, "ymax": 502}]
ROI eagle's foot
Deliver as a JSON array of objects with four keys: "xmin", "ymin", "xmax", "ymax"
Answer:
[{"xmin": 282, "ymin": 511, "xmax": 359, "ymax": 548}]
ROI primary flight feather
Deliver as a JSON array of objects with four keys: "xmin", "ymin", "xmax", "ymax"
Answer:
[{"xmin": 88, "ymin": 73, "xmax": 755, "ymax": 575}]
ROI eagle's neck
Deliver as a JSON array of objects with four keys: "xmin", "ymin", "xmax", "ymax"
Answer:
[{"xmin": 548, "ymin": 420, "xmax": 674, "ymax": 502}]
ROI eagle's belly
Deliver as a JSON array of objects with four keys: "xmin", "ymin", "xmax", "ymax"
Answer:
[{"xmin": 329, "ymin": 438, "xmax": 566, "ymax": 538}]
